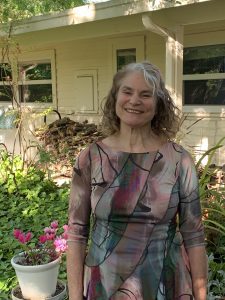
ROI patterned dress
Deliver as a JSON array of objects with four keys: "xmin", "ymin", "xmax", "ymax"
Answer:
[{"xmin": 68, "ymin": 141, "xmax": 205, "ymax": 300}]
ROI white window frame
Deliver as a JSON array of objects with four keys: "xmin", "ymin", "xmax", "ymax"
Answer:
[
  {"xmin": 0, "ymin": 50, "xmax": 57, "ymax": 108},
  {"xmin": 183, "ymin": 44, "xmax": 225, "ymax": 115}
]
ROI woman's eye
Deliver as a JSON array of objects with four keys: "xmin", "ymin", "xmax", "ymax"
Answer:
[
  {"xmin": 142, "ymin": 94, "xmax": 151, "ymax": 98},
  {"xmin": 123, "ymin": 91, "xmax": 132, "ymax": 95}
]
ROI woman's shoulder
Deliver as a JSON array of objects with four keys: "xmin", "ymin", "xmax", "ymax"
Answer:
[
  {"xmin": 168, "ymin": 142, "xmax": 196, "ymax": 166},
  {"xmin": 165, "ymin": 141, "xmax": 196, "ymax": 163},
  {"xmin": 77, "ymin": 140, "xmax": 102, "ymax": 154},
  {"xmin": 75, "ymin": 142, "xmax": 99, "ymax": 165},
  {"xmin": 168, "ymin": 141, "xmax": 188, "ymax": 154}
]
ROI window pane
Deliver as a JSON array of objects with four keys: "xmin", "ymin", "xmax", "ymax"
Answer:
[
  {"xmin": 0, "ymin": 63, "xmax": 12, "ymax": 81},
  {"xmin": 184, "ymin": 44, "xmax": 225, "ymax": 74},
  {"xmin": 0, "ymin": 85, "xmax": 13, "ymax": 102},
  {"xmin": 183, "ymin": 79, "xmax": 225, "ymax": 105},
  {"xmin": 19, "ymin": 62, "xmax": 51, "ymax": 80},
  {"xmin": 117, "ymin": 49, "xmax": 136, "ymax": 71},
  {"xmin": 19, "ymin": 84, "xmax": 52, "ymax": 103}
]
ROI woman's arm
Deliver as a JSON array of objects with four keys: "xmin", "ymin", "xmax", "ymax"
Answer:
[
  {"xmin": 67, "ymin": 147, "xmax": 92, "ymax": 300},
  {"xmin": 67, "ymin": 242, "xmax": 87, "ymax": 300},
  {"xmin": 187, "ymin": 245, "xmax": 208, "ymax": 300},
  {"xmin": 178, "ymin": 149, "xmax": 208, "ymax": 299}
]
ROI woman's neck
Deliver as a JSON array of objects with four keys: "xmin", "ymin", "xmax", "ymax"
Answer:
[
  {"xmin": 119, "ymin": 127, "xmax": 152, "ymax": 151},
  {"xmin": 104, "ymin": 125, "xmax": 166, "ymax": 153}
]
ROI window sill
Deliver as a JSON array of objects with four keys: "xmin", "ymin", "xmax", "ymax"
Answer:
[{"xmin": 183, "ymin": 105, "xmax": 225, "ymax": 117}]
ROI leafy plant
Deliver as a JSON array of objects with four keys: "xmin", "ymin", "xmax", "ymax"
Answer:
[
  {"xmin": 208, "ymin": 253, "xmax": 225, "ymax": 299},
  {"xmin": 0, "ymin": 150, "xmax": 69, "ymax": 297},
  {"xmin": 197, "ymin": 138, "xmax": 225, "ymax": 243},
  {"xmin": 195, "ymin": 138, "xmax": 225, "ymax": 298}
]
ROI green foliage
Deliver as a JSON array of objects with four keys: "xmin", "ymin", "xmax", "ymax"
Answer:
[
  {"xmin": 0, "ymin": 150, "xmax": 69, "ymax": 297},
  {"xmin": 196, "ymin": 138, "xmax": 225, "ymax": 297},
  {"xmin": 1, "ymin": 134, "xmax": 225, "ymax": 298},
  {"xmin": 208, "ymin": 253, "xmax": 225, "ymax": 299},
  {"xmin": 197, "ymin": 138, "xmax": 225, "ymax": 239},
  {"xmin": 0, "ymin": 0, "xmax": 84, "ymax": 24}
]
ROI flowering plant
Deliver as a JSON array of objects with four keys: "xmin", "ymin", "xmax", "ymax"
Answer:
[{"xmin": 13, "ymin": 220, "xmax": 68, "ymax": 266}]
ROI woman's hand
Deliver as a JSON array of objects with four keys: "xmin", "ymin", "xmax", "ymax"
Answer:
[{"xmin": 187, "ymin": 245, "xmax": 208, "ymax": 300}]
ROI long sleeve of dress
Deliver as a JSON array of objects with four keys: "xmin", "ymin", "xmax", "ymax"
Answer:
[
  {"xmin": 68, "ymin": 147, "xmax": 92, "ymax": 244},
  {"xmin": 179, "ymin": 149, "xmax": 205, "ymax": 249}
]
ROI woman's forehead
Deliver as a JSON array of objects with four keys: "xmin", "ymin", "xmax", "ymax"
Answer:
[{"xmin": 119, "ymin": 71, "xmax": 154, "ymax": 90}]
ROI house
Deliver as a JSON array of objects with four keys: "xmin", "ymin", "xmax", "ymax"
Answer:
[{"xmin": 0, "ymin": 0, "xmax": 225, "ymax": 165}]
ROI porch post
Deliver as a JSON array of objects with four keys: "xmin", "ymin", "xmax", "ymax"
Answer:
[
  {"xmin": 142, "ymin": 15, "xmax": 183, "ymax": 109},
  {"xmin": 165, "ymin": 26, "xmax": 183, "ymax": 110}
]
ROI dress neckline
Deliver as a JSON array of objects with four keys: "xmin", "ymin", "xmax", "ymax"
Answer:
[{"xmin": 96, "ymin": 140, "xmax": 171, "ymax": 155}]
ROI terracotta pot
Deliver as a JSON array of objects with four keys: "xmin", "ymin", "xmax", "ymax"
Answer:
[{"xmin": 11, "ymin": 253, "xmax": 60, "ymax": 300}]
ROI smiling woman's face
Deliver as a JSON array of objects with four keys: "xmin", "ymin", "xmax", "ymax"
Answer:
[{"xmin": 115, "ymin": 71, "xmax": 156, "ymax": 130}]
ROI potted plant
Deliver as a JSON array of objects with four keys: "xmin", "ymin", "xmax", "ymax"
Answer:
[{"xmin": 11, "ymin": 220, "xmax": 68, "ymax": 300}]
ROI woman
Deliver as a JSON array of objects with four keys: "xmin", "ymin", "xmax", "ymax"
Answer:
[{"xmin": 67, "ymin": 62, "xmax": 208, "ymax": 300}]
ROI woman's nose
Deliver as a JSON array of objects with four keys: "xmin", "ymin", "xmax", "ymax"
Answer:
[{"xmin": 129, "ymin": 94, "xmax": 141, "ymax": 105}]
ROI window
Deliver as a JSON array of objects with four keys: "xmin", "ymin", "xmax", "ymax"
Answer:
[
  {"xmin": 110, "ymin": 36, "xmax": 145, "ymax": 75},
  {"xmin": 0, "ymin": 63, "xmax": 13, "ymax": 102},
  {"xmin": 0, "ymin": 50, "xmax": 56, "ymax": 105},
  {"xmin": 116, "ymin": 49, "xmax": 136, "ymax": 71},
  {"xmin": 18, "ymin": 61, "xmax": 52, "ymax": 103},
  {"xmin": 183, "ymin": 44, "xmax": 225, "ymax": 105}
]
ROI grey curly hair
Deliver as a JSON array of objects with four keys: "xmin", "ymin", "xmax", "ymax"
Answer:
[{"xmin": 101, "ymin": 61, "xmax": 181, "ymax": 139}]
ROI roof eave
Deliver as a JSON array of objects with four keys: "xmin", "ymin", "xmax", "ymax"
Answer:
[{"xmin": 0, "ymin": 0, "xmax": 212, "ymax": 36}]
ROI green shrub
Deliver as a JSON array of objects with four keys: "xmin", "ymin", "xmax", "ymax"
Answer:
[
  {"xmin": 0, "ymin": 150, "xmax": 70, "ymax": 298},
  {"xmin": 208, "ymin": 253, "xmax": 225, "ymax": 299},
  {"xmin": 195, "ymin": 138, "xmax": 225, "ymax": 298}
]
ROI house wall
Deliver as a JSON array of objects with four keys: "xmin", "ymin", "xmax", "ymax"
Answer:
[
  {"xmin": 1, "ymin": 17, "xmax": 225, "ymax": 165},
  {"xmin": 181, "ymin": 26, "xmax": 225, "ymax": 165},
  {"xmin": 55, "ymin": 38, "xmax": 110, "ymax": 123},
  {"xmin": 146, "ymin": 33, "xmax": 165, "ymax": 76}
]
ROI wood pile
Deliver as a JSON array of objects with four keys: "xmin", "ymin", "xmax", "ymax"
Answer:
[{"xmin": 36, "ymin": 117, "xmax": 104, "ymax": 180}]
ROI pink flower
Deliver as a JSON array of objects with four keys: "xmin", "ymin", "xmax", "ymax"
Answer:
[
  {"xmin": 25, "ymin": 232, "xmax": 32, "ymax": 243},
  {"xmin": 39, "ymin": 235, "xmax": 47, "ymax": 244},
  {"xmin": 44, "ymin": 227, "xmax": 52, "ymax": 234},
  {"xmin": 18, "ymin": 233, "xmax": 26, "ymax": 244},
  {"xmin": 46, "ymin": 233, "xmax": 55, "ymax": 240},
  {"xmin": 15, "ymin": 231, "xmax": 32, "ymax": 244},
  {"xmin": 51, "ymin": 221, "xmax": 58, "ymax": 229},
  {"xmin": 14, "ymin": 229, "xmax": 22, "ymax": 239},
  {"xmin": 44, "ymin": 227, "xmax": 56, "ymax": 235},
  {"xmin": 54, "ymin": 237, "xmax": 68, "ymax": 253},
  {"xmin": 13, "ymin": 220, "xmax": 68, "ymax": 265}
]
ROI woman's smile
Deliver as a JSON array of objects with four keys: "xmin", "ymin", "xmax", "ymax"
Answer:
[{"xmin": 124, "ymin": 108, "xmax": 143, "ymax": 114}]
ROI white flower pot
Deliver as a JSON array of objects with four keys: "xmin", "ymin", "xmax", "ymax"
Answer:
[
  {"xmin": 11, "ymin": 280, "xmax": 67, "ymax": 300},
  {"xmin": 11, "ymin": 253, "xmax": 60, "ymax": 300}
]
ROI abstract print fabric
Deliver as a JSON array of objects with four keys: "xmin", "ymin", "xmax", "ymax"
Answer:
[{"xmin": 68, "ymin": 141, "xmax": 205, "ymax": 300}]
